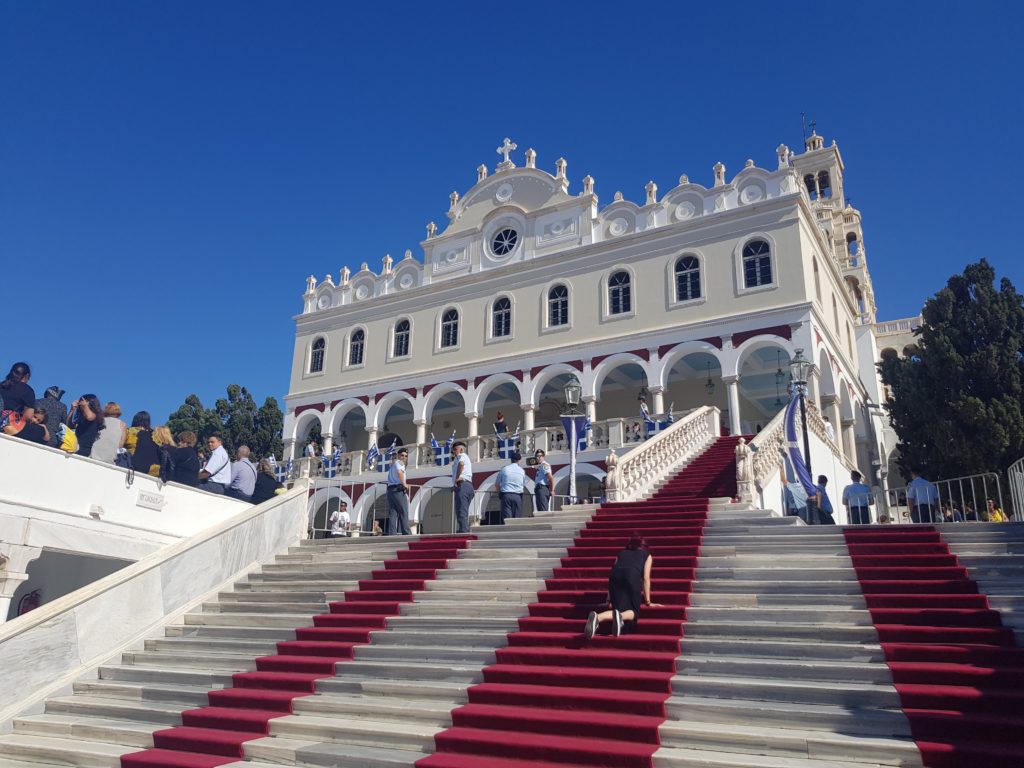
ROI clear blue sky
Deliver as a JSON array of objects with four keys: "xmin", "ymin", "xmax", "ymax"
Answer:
[{"xmin": 2, "ymin": 2, "xmax": 1021, "ymax": 423}]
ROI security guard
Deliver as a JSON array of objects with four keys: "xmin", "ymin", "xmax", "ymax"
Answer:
[
  {"xmin": 386, "ymin": 447, "xmax": 411, "ymax": 535},
  {"xmin": 906, "ymin": 470, "xmax": 939, "ymax": 524},
  {"xmin": 495, "ymin": 451, "xmax": 526, "ymax": 522},
  {"xmin": 451, "ymin": 441, "xmax": 473, "ymax": 533},
  {"xmin": 841, "ymin": 470, "xmax": 875, "ymax": 525},
  {"xmin": 533, "ymin": 450, "xmax": 554, "ymax": 511}
]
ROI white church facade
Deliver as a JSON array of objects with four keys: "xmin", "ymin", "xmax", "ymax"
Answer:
[{"xmin": 283, "ymin": 133, "xmax": 900, "ymax": 527}]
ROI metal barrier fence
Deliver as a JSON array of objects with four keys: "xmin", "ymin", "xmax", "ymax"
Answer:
[
  {"xmin": 305, "ymin": 476, "xmax": 596, "ymax": 539},
  {"xmin": 882, "ymin": 472, "xmax": 1010, "ymax": 524},
  {"xmin": 1009, "ymin": 457, "xmax": 1024, "ymax": 523}
]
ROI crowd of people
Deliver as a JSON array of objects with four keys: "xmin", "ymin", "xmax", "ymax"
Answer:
[{"xmin": 1, "ymin": 362, "xmax": 283, "ymax": 504}]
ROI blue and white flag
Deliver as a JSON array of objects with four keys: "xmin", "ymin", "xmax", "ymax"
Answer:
[
  {"xmin": 498, "ymin": 427, "xmax": 520, "ymax": 460},
  {"xmin": 578, "ymin": 416, "xmax": 591, "ymax": 452},
  {"xmin": 432, "ymin": 430, "xmax": 455, "ymax": 466},
  {"xmin": 380, "ymin": 439, "xmax": 399, "ymax": 473},
  {"xmin": 322, "ymin": 455, "xmax": 339, "ymax": 479},
  {"xmin": 366, "ymin": 442, "xmax": 380, "ymax": 470},
  {"xmin": 274, "ymin": 463, "xmax": 287, "ymax": 483},
  {"xmin": 784, "ymin": 394, "xmax": 817, "ymax": 495}
]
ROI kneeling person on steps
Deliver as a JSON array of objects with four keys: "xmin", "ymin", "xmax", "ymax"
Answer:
[{"xmin": 585, "ymin": 535, "xmax": 655, "ymax": 637}]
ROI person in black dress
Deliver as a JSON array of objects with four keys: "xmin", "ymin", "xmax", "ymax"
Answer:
[
  {"xmin": 69, "ymin": 394, "xmax": 104, "ymax": 457},
  {"xmin": 1, "ymin": 362, "xmax": 37, "ymax": 421},
  {"xmin": 585, "ymin": 535, "xmax": 654, "ymax": 638},
  {"xmin": 250, "ymin": 459, "xmax": 284, "ymax": 504},
  {"xmin": 169, "ymin": 430, "xmax": 201, "ymax": 486}
]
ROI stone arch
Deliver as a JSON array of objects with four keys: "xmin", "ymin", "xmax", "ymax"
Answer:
[
  {"xmin": 474, "ymin": 471, "xmax": 537, "ymax": 525},
  {"xmin": 417, "ymin": 382, "xmax": 469, "ymax": 423},
  {"xmin": 471, "ymin": 373, "xmax": 526, "ymax": 415},
  {"xmin": 291, "ymin": 409, "xmax": 326, "ymax": 444},
  {"xmin": 306, "ymin": 486, "xmax": 354, "ymax": 534},
  {"xmin": 328, "ymin": 399, "xmax": 370, "ymax": 435},
  {"xmin": 526, "ymin": 363, "xmax": 585, "ymax": 406},
  {"xmin": 352, "ymin": 484, "xmax": 387, "ymax": 529},
  {"xmin": 591, "ymin": 353, "xmax": 653, "ymax": 399},
  {"xmin": 410, "ymin": 476, "xmax": 455, "ymax": 526},
  {"xmin": 552, "ymin": 462, "xmax": 607, "ymax": 503},
  {"xmin": 727, "ymin": 335, "xmax": 796, "ymax": 379},
  {"xmin": 656, "ymin": 341, "xmax": 725, "ymax": 390},
  {"xmin": 370, "ymin": 391, "xmax": 417, "ymax": 434},
  {"xmin": 732, "ymin": 339, "xmax": 795, "ymax": 431},
  {"xmin": 817, "ymin": 346, "xmax": 838, "ymax": 399}
]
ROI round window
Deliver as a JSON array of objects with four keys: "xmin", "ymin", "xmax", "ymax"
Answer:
[{"xmin": 491, "ymin": 228, "xmax": 518, "ymax": 256}]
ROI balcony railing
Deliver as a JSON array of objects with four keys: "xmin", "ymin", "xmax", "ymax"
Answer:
[{"xmin": 875, "ymin": 316, "xmax": 922, "ymax": 336}]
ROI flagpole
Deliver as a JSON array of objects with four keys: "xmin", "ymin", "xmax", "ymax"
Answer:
[{"xmin": 568, "ymin": 418, "xmax": 577, "ymax": 505}]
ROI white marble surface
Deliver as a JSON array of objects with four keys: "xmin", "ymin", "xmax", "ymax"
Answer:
[{"xmin": 0, "ymin": 481, "xmax": 308, "ymax": 724}]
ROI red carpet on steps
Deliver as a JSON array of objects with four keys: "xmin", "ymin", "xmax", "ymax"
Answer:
[
  {"xmin": 844, "ymin": 526, "xmax": 1024, "ymax": 768},
  {"xmin": 416, "ymin": 436, "xmax": 745, "ymax": 768},
  {"xmin": 119, "ymin": 535, "xmax": 475, "ymax": 768}
]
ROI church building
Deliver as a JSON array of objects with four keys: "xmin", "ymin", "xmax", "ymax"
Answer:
[{"xmin": 284, "ymin": 133, "xmax": 899, "ymax": 529}]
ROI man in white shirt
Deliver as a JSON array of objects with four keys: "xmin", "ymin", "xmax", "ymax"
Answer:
[
  {"xmin": 841, "ymin": 470, "xmax": 874, "ymax": 525},
  {"xmin": 451, "ymin": 441, "xmax": 473, "ymax": 533},
  {"xmin": 227, "ymin": 445, "xmax": 258, "ymax": 502},
  {"xmin": 329, "ymin": 501, "xmax": 350, "ymax": 537},
  {"xmin": 906, "ymin": 470, "xmax": 939, "ymax": 523},
  {"xmin": 532, "ymin": 450, "xmax": 554, "ymax": 512},
  {"xmin": 495, "ymin": 452, "xmax": 526, "ymax": 522},
  {"xmin": 824, "ymin": 416, "xmax": 836, "ymax": 442},
  {"xmin": 198, "ymin": 435, "xmax": 232, "ymax": 495},
  {"xmin": 386, "ymin": 447, "xmax": 411, "ymax": 535}
]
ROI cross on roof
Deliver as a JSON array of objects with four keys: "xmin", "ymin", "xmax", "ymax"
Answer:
[{"xmin": 496, "ymin": 137, "xmax": 517, "ymax": 166}]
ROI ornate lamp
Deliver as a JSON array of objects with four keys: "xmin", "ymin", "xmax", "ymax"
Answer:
[
  {"xmin": 704, "ymin": 361, "xmax": 715, "ymax": 395},
  {"xmin": 563, "ymin": 375, "xmax": 583, "ymax": 414}
]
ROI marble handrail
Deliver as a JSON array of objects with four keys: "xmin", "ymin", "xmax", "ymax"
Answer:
[
  {"xmin": 605, "ymin": 406, "xmax": 720, "ymax": 502},
  {"xmin": 744, "ymin": 405, "xmax": 790, "ymax": 503},
  {"xmin": 0, "ymin": 480, "xmax": 310, "ymax": 727}
]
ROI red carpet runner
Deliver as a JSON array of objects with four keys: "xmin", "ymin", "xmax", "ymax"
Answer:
[
  {"xmin": 120, "ymin": 535, "xmax": 475, "ymax": 768},
  {"xmin": 417, "ymin": 436, "xmax": 743, "ymax": 768},
  {"xmin": 844, "ymin": 526, "xmax": 1024, "ymax": 768}
]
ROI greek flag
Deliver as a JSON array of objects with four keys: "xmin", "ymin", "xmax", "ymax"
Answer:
[
  {"xmin": 274, "ymin": 463, "xmax": 287, "ymax": 483},
  {"xmin": 380, "ymin": 439, "xmax": 399, "ymax": 473},
  {"xmin": 498, "ymin": 427, "xmax": 520, "ymax": 460},
  {"xmin": 322, "ymin": 455, "xmax": 339, "ymax": 479},
  {"xmin": 577, "ymin": 417, "xmax": 591, "ymax": 452},
  {"xmin": 784, "ymin": 394, "xmax": 817, "ymax": 495},
  {"xmin": 366, "ymin": 442, "xmax": 380, "ymax": 470},
  {"xmin": 432, "ymin": 430, "xmax": 455, "ymax": 466}
]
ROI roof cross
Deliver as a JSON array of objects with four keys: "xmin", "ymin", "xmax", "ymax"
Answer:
[{"xmin": 496, "ymin": 137, "xmax": 517, "ymax": 168}]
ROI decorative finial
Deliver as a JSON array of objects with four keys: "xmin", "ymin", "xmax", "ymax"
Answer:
[
  {"xmin": 448, "ymin": 191, "xmax": 459, "ymax": 221},
  {"xmin": 679, "ymin": 174, "xmax": 689, "ymax": 184},
  {"xmin": 477, "ymin": 164, "xmax": 488, "ymax": 182},
  {"xmin": 382, "ymin": 254, "xmax": 393, "ymax": 274},
  {"xmin": 403, "ymin": 249, "xmax": 413, "ymax": 260},
  {"xmin": 555, "ymin": 157, "xmax": 567, "ymax": 179},
  {"xmin": 713, "ymin": 162, "xmax": 726, "ymax": 187},
  {"xmin": 340, "ymin": 266, "xmax": 350, "ymax": 285},
  {"xmin": 496, "ymin": 137, "xmax": 517, "ymax": 170},
  {"xmin": 776, "ymin": 144, "xmax": 790, "ymax": 169},
  {"xmin": 582, "ymin": 175, "xmax": 594, "ymax": 196},
  {"xmin": 525, "ymin": 148, "xmax": 536, "ymax": 168},
  {"xmin": 360, "ymin": 262, "xmax": 369, "ymax": 272},
  {"xmin": 645, "ymin": 180, "xmax": 657, "ymax": 205},
  {"xmin": 426, "ymin": 221, "xmax": 437, "ymax": 239},
  {"xmin": 324, "ymin": 273, "xmax": 335, "ymax": 286},
  {"xmin": 305, "ymin": 275, "xmax": 317, "ymax": 294},
  {"xmin": 613, "ymin": 191, "xmax": 623, "ymax": 202},
  {"xmin": 745, "ymin": 158, "xmax": 755, "ymax": 169}
]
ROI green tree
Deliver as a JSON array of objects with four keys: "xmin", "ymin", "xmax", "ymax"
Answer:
[
  {"xmin": 880, "ymin": 259, "xmax": 1024, "ymax": 480},
  {"xmin": 167, "ymin": 387, "xmax": 285, "ymax": 460}
]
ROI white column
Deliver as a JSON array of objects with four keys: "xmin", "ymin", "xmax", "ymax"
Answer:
[
  {"xmin": 808, "ymin": 368, "xmax": 820, "ymax": 405},
  {"xmin": 521, "ymin": 405, "xmax": 535, "ymax": 431},
  {"xmin": 283, "ymin": 439, "xmax": 297, "ymax": 461},
  {"xmin": 415, "ymin": 420, "xmax": 427, "ymax": 446},
  {"xmin": 321, "ymin": 433, "xmax": 333, "ymax": 455},
  {"xmin": 467, "ymin": 414, "xmax": 479, "ymax": 437},
  {"xmin": 723, "ymin": 375, "xmax": 741, "ymax": 436},
  {"xmin": 0, "ymin": 545, "xmax": 41, "ymax": 625},
  {"xmin": 583, "ymin": 397, "xmax": 597, "ymax": 422},
  {"xmin": 366, "ymin": 426, "xmax": 379, "ymax": 448},
  {"xmin": 650, "ymin": 387, "xmax": 665, "ymax": 416}
]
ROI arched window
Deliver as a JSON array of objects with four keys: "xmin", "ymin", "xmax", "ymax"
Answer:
[
  {"xmin": 817, "ymin": 171, "xmax": 832, "ymax": 199},
  {"xmin": 608, "ymin": 270, "xmax": 632, "ymax": 315},
  {"xmin": 310, "ymin": 337, "xmax": 325, "ymax": 373},
  {"xmin": 803, "ymin": 174, "xmax": 818, "ymax": 200},
  {"xmin": 349, "ymin": 329, "xmax": 365, "ymax": 366},
  {"xmin": 813, "ymin": 258, "xmax": 821, "ymax": 301},
  {"xmin": 674, "ymin": 256, "xmax": 701, "ymax": 301},
  {"xmin": 441, "ymin": 308, "xmax": 459, "ymax": 348},
  {"xmin": 393, "ymin": 320, "xmax": 410, "ymax": 358},
  {"xmin": 742, "ymin": 240, "xmax": 773, "ymax": 288},
  {"xmin": 492, "ymin": 297, "xmax": 512, "ymax": 338},
  {"xmin": 846, "ymin": 232, "xmax": 859, "ymax": 255},
  {"xmin": 548, "ymin": 284, "xmax": 569, "ymax": 327}
]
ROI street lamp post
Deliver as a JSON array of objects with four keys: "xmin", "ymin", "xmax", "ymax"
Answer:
[
  {"xmin": 789, "ymin": 348, "xmax": 813, "ymax": 477},
  {"xmin": 563, "ymin": 375, "xmax": 583, "ymax": 504}
]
